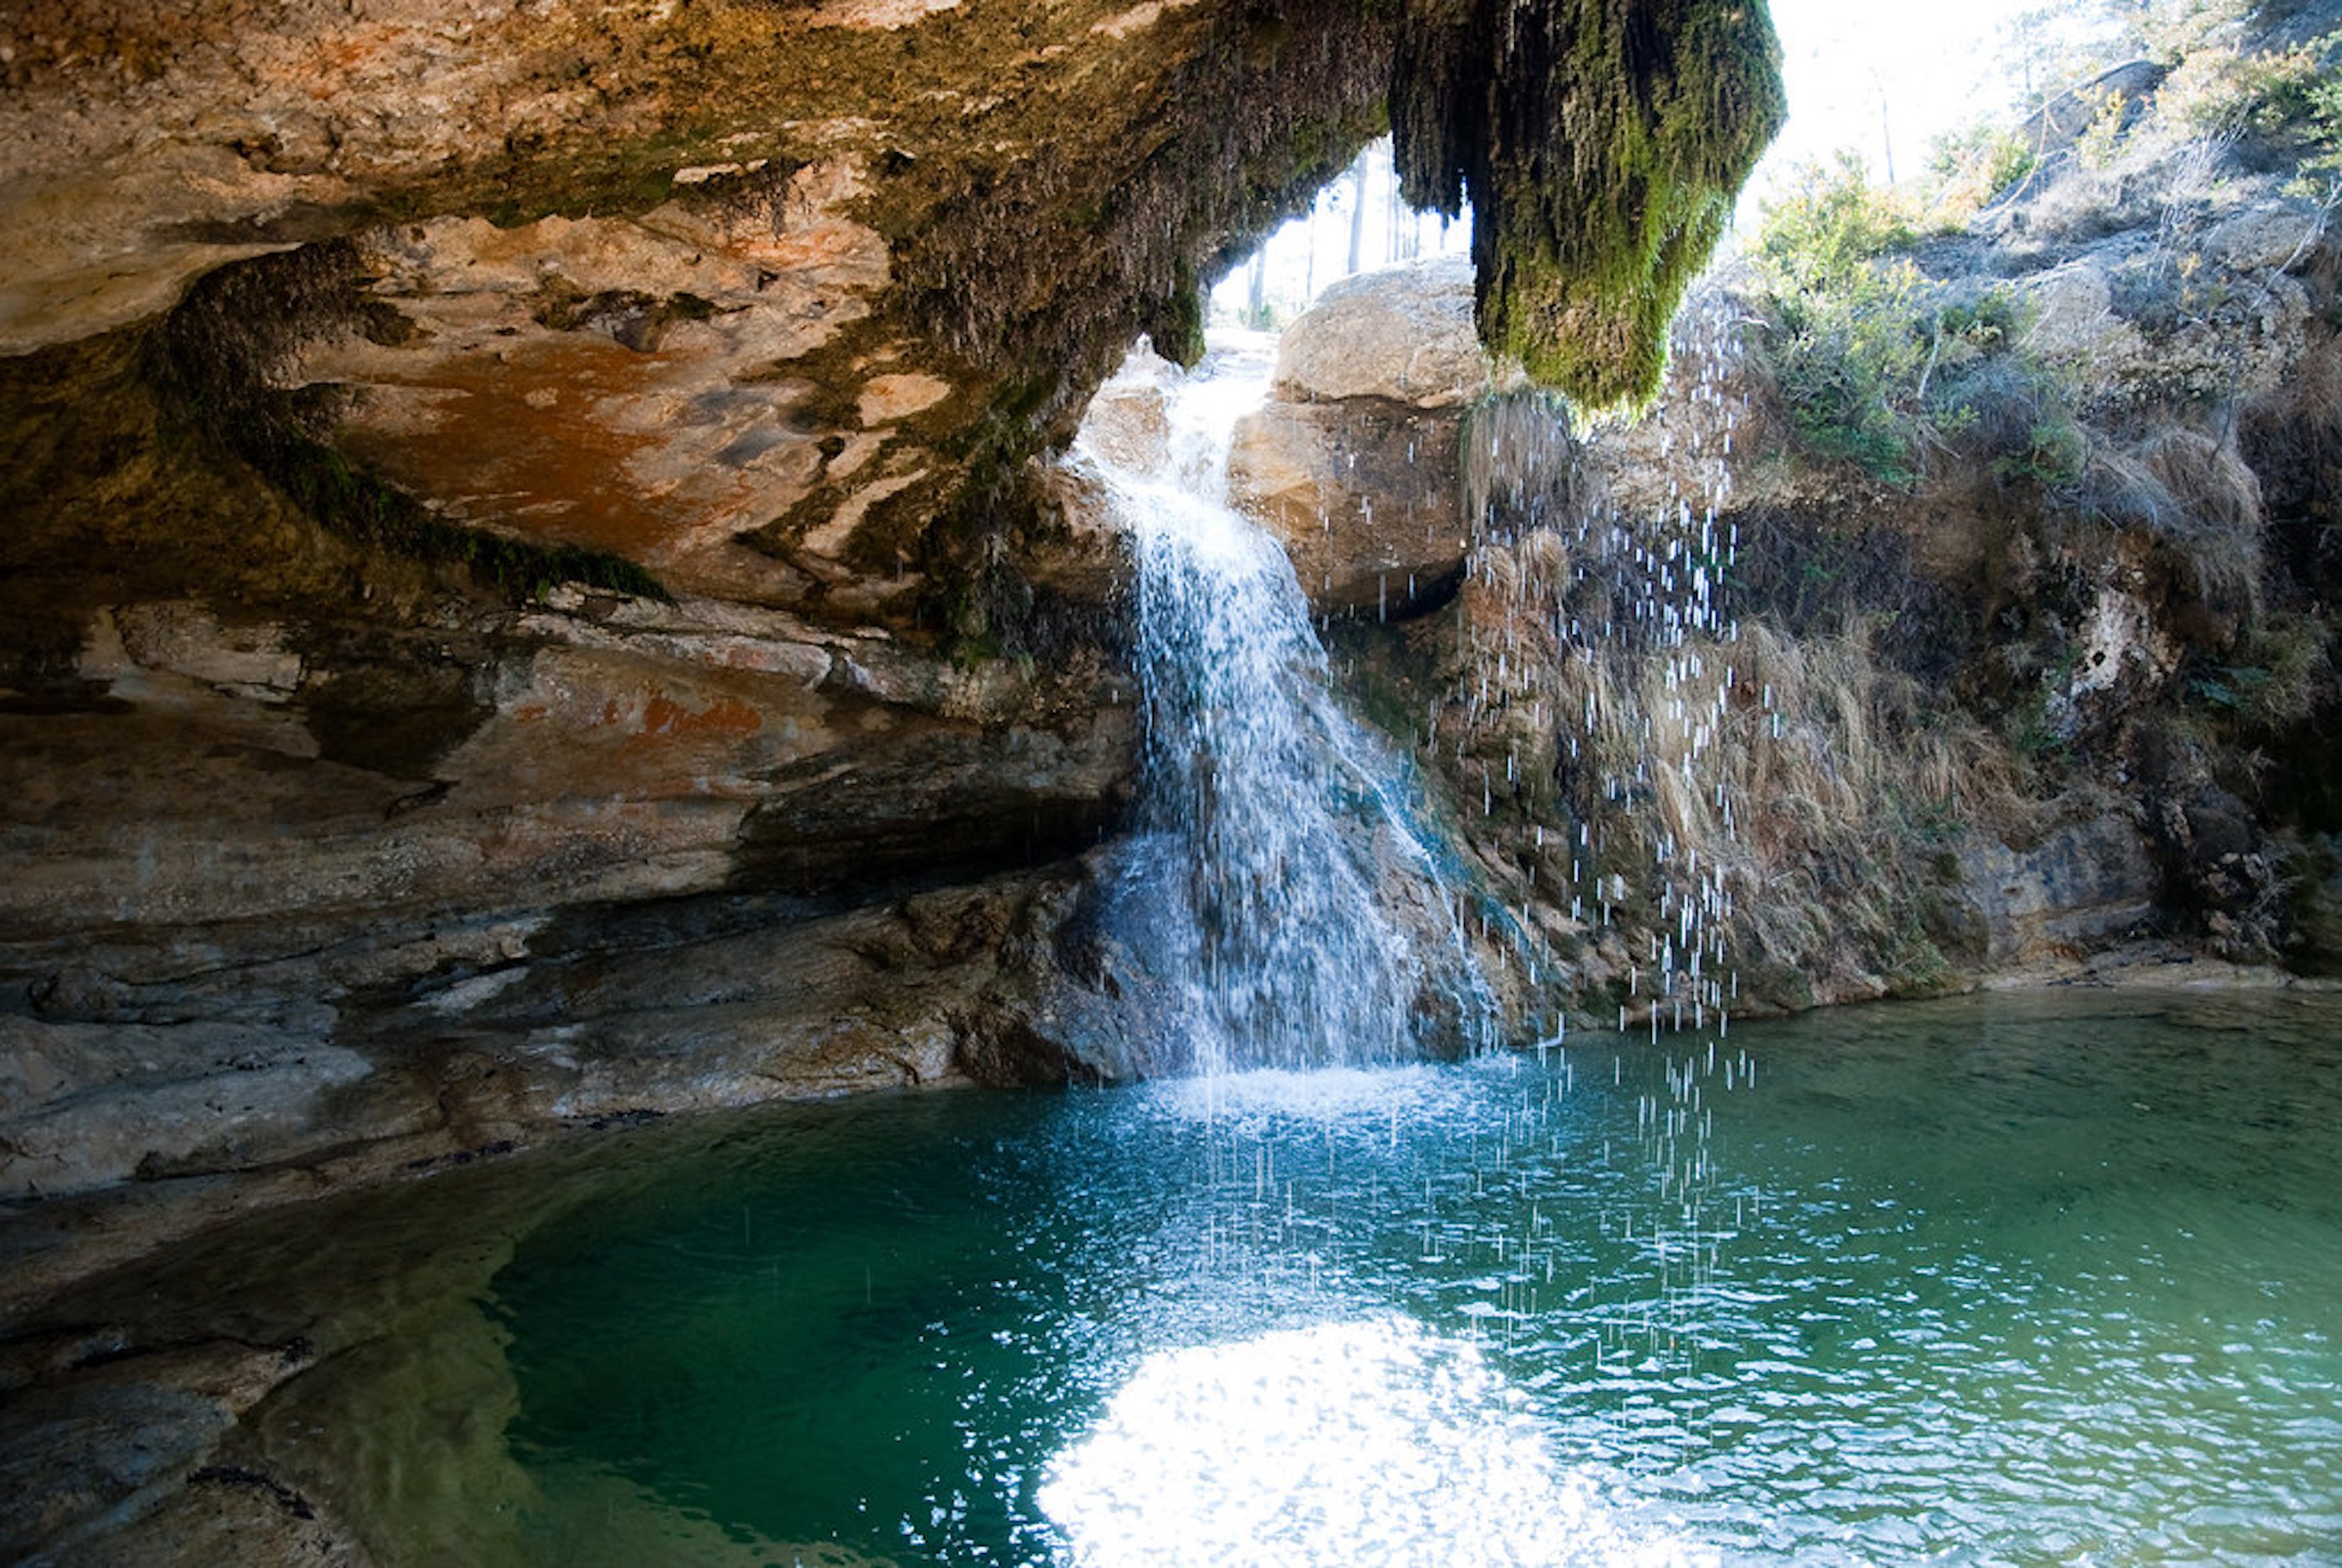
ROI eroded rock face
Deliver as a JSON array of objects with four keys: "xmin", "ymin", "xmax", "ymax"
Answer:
[
  {"xmin": 1314, "ymin": 66, "xmax": 2342, "ymax": 1022},
  {"xmin": 0, "ymin": 577, "xmax": 1134, "ymax": 1203},
  {"xmin": 0, "ymin": 1336, "xmax": 324, "ymax": 1567},
  {"xmin": 302, "ymin": 179, "xmax": 904, "ymax": 610}
]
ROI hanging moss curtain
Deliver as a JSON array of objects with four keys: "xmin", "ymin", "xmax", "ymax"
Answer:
[{"xmin": 1392, "ymin": 0, "xmax": 1785, "ymax": 410}]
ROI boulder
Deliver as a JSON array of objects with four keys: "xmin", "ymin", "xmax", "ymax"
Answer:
[
  {"xmin": 1271, "ymin": 255, "xmax": 1491, "ymax": 408},
  {"xmin": 2202, "ymin": 201, "xmax": 2326, "ymax": 274},
  {"xmin": 1080, "ymin": 343, "xmax": 1178, "ymax": 474},
  {"xmin": 1228, "ymin": 400, "xmax": 1470, "ymax": 615},
  {"xmin": 1228, "ymin": 258, "xmax": 1501, "ymax": 614}
]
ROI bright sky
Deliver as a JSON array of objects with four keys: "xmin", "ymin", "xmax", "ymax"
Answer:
[
  {"xmin": 1754, "ymin": 0, "xmax": 2042, "ymax": 197},
  {"xmin": 1211, "ymin": 0, "xmax": 2051, "ymax": 322}
]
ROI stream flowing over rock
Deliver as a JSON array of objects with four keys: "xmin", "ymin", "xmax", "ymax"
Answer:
[{"xmin": 1077, "ymin": 336, "xmax": 1493, "ymax": 1073}]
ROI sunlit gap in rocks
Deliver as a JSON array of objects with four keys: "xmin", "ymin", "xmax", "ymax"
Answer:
[
  {"xmin": 1071, "ymin": 321, "xmax": 1494, "ymax": 1077},
  {"xmin": 1207, "ymin": 136, "xmax": 1471, "ymax": 331}
]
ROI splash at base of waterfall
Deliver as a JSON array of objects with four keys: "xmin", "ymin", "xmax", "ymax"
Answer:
[{"xmin": 1079, "ymin": 336, "xmax": 1491, "ymax": 1075}]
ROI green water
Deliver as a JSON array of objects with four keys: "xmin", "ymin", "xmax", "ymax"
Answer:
[{"xmin": 445, "ymin": 991, "xmax": 2342, "ymax": 1566}]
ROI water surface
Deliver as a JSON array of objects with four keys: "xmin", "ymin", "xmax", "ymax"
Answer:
[{"xmin": 459, "ymin": 990, "xmax": 2342, "ymax": 1565}]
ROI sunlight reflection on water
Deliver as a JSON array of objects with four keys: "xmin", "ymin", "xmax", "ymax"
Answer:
[{"xmin": 1038, "ymin": 1316, "xmax": 1707, "ymax": 1568}]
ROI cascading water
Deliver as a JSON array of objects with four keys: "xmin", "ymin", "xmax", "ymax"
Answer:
[
  {"xmin": 1077, "ymin": 337, "xmax": 1492, "ymax": 1075},
  {"xmin": 151, "ymin": 281, "xmax": 2342, "ymax": 1568}
]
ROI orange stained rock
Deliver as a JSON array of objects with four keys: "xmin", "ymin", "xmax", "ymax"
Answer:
[
  {"xmin": 639, "ymin": 694, "xmax": 765, "ymax": 739},
  {"xmin": 325, "ymin": 332, "xmax": 810, "ymax": 578}
]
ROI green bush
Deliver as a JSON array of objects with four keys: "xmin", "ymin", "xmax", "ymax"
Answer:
[
  {"xmin": 1929, "ymin": 124, "xmax": 2041, "ymax": 212},
  {"xmin": 2280, "ymin": 40, "xmax": 2342, "ymax": 201},
  {"xmin": 1750, "ymin": 154, "xmax": 1919, "ymax": 296},
  {"xmin": 1748, "ymin": 158, "xmax": 2085, "ymax": 491},
  {"xmin": 1748, "ymin": 157, "xmax": 1926, "ymax": 484},
  {"xmin": 1992, "ymin": 411, "xmax": 2093, "ymax": 488}
]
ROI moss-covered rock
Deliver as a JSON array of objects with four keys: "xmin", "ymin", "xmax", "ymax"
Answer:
[{"xmin": 1392, "ymin": 0, "xmax": 1787, "ymax": 409}]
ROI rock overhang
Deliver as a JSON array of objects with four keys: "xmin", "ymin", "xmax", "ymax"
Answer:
[{"xmin": 4, "ymin": 0, "xmax": 1783, "ymax": 639}]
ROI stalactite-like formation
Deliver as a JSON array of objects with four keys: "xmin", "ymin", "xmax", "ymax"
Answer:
[{"xmin": 1393, "ymin": 0, "xmax": 1787, "ymax": 409}]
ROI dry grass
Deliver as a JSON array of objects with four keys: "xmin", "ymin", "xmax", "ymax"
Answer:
[
  {"xmin": 1452, "ymin": 541, "xmax": 2050, "ymax": 1001},
  {"xmin": 2081, "ymin": 426, "xmax": 2269, "ymax": 630}
]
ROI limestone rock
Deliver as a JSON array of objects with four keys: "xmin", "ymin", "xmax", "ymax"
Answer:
[
  {"xmin": 2203, "ymin": 201, "xmax": 2328, "ymax": 274},
  {"xmin": 1270, "ymin": 256, "xmax": 1492, "ymax": 408},
  {"xmin": 0, "ymin": 585, "xmax": 1135, "ymax": 1207},
  {"xmin": 0, "ymin": 1021, "xmax": 373, "ymax": 1200},
  {"xmin": 0, "ymin": 1339, "xmax": 311, "ymax": 1564},
  {"xmin": 1227, "ymin": 259, "xmax": 1496, "ymax": 614},
  {"xmin": 2024, "ymin": 263, "xmax": 2124, "ymax": 361},
  {"xmin": 292, "ymin": 184, "xmax": 902, "ymax": 608},
  {"xmin": 1079, "ymin": 343, "xmax": 1179, "ymax": 473},
  {"xmin": 1949, "ymin": 819, "xmax": 2162, "ymax": 968},
  {"xmin": 1228, "ymin": 400, "xmax": 1469, "ymax": 615}
]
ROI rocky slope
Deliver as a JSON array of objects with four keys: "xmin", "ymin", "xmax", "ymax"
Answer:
[{"xmin": 1233, "ymin": 16, "xmax": 2342, "ymax": 1031}]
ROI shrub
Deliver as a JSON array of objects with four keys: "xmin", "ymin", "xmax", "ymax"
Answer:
[
  {"xmin": 1993, "ymin": 410, "xmax": 2093, "ymax": 488},
  {"xmin": 1748, "ymin": 158, "xmax": 1928, "ymax": 484},
  {"xmin": 2181, "ymin": 616, "xmax": 2328, "ymax": 724},
  {"xmin": 1748, "ymin": 160, "xmax": 2084, "ymax": 490},
  {"xmin": 1930, "ymin": 124, "xmax": 2041, "ymax": 215},
  {"xmin": 2158, "ymin": 26, "xmax": 2342, "ymax": 137},
  {"xmin": 1750, "ymin": 153, "xmax": 1920, "ymax": 296}
]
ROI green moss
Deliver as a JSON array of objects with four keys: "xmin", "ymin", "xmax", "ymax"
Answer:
[
  {"xmin": 1392, "ymin": 0, "xmax": 1787, "ymax": 410},
  {"xmin": 1144, "ymin": 258, "xmax": 1209, "ymax": 368}
]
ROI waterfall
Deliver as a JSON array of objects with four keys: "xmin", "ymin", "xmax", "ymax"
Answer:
[
  {"xmin": 1459, "ymin": 289, "xmax": 1752, "ymax": 1052},
  {"xmin": 1077, "ymin": 337, "xmax": 1491, "ymax": 1075}
]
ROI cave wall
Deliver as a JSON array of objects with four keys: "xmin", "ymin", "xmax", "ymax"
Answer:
[{"xmin": 0, "ymin": 0, "xmax": 1785, "ymax": 1228}]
